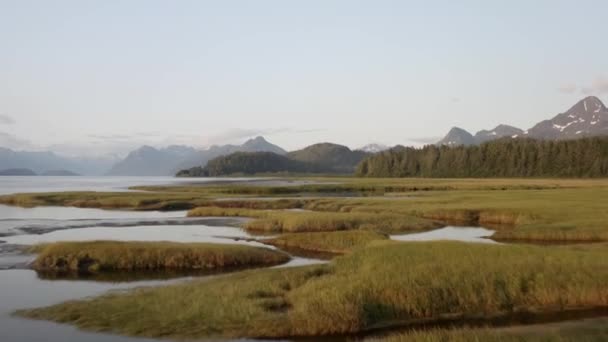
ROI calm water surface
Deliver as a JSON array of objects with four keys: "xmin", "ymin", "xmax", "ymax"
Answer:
[{"xmin": 0, "ymin": 176, "xmax": 258, "ymax": 195}]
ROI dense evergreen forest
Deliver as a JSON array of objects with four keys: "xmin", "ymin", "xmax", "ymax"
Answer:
[{"xmin": 356, "ymin": 137, "xmax": 608, "ymax": 178}]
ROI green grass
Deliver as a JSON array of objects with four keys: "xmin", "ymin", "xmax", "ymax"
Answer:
[
  {"xmin": 266, "ymin": 230, "xmax": 388, "ymax": 254},
  {"xmin": 18, "ymin": 241, "xmax": 608, "ymax": 339},
  {"xmin": 29, "ymin": 241, "xmax": 290, "ymax": 272}
]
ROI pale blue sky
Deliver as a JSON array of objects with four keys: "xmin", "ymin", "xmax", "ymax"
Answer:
[{"xmin": 1, "ymin": 0, "xmax": 607, "ymax": 155}]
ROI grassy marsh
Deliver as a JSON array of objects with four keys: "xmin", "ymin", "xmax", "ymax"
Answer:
[
  {"xmin": 30, "ymin": 241, "xmax": 290, "ymax": 272},
  {"xmin": 17, "ymin": 241, "xmax": 608, "ymax": 339},
  {"xmin": 4, "ymin": 178, "xmax": 608, "ymax": 242}
]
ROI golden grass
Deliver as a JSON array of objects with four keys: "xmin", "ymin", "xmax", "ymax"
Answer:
[
  {"xmin": 368, "ymin": 317, "xmax": 608, "ymax": 341},
  {"xmin": 30, "ymin": 241, "xmax": 290, "ymax": 272},
  {"xmin": 244, "ymin": 211, "xmax": 441, "ymax": 233},
  {"xmin": 266, "ymin": 230, "xmax": 388, "ymax": 254},
  {"xmin": 18, "ymin": 241, "xmax": 608, "ymax": 339}
]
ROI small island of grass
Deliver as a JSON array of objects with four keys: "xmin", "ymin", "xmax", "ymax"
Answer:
[{"xmin": 29, "ymin": 241, "xmax": 290, "ymax": 273}]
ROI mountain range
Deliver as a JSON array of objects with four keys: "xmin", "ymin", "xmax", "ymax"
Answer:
[
  {"xmin": 3, "ymin": 96, "xmax": 607, "ymax": 176},
  {"xmin": 105, "ymin": 136, "xmax": 286, "ymax": 176},
  {"xmin": 437, "ymin": 96, "xmax": 608, "ymax": 146},
  {"xmin": 0, "ymin": 148, "xmax": 117, "ymax": 175}
]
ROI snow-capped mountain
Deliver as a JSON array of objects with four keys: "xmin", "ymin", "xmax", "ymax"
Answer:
[
  {"xmin": 436, "ymin": 127, "xmax": 476, "ymax": 146},
  {"xmin": 437, "ymin": 96, "xmax": 608, "ymax": 146},
  {"xmin": 475, "ymin": 125, "xmax": 524, "ymax": 143},
  {"xmin": 525, "ymin": 96, "xmax": 608, "ymax": 139},
  {"xmin": 357, "ymin": 143, "xmax": 390, "ymax": 153}
]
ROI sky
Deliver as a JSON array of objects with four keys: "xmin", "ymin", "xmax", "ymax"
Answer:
[{"xmin": 1, "ymin": 0, "xmax": 608, "ymax": 156}]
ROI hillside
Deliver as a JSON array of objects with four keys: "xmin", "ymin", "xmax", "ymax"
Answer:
[
  {"xmin": 357, "ymin": 136, "xmax": 608, "ymax": 178},
  {"xmin": 287, "ymin": 143, "xmax": 369, "ymax": 173},
  {"xmin": 178, "ymin": 152, "xmax": 320, "ymax": 176},
  {"xmin": 177, "ymin": 142, "xmax": 369, "ymax": 176}
]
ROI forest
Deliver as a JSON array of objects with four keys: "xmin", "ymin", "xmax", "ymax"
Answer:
[{"xmin": 356, "ymin": 137, "xmax": 608, "ymax": 178}]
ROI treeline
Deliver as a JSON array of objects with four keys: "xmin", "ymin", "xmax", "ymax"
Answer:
[
  {"xmin": 177, "ymin": 152, "xmax": 325, "ymax": 177},
  {"xmin": 356, "ymin": 137, "xmax": 608, "ymax": 178}
]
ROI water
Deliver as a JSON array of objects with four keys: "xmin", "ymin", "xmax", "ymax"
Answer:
[
  {"xmin": 0, "ymin": 205, "xmax": 191, "ymax": 236},
  {"xmin": 0, "ymin": 270, "xmax": 181, "ymax": 342},
  {"xmin": 0, "ymin": 176, "xmax": 257, "ymax": 195},
  {"xmin": 391, "ymin": 226, "xmax": 498, "ymax": 244},
  {"xmin": 3, "ymin": 224, "xmax": 268, "ymax": 247}
]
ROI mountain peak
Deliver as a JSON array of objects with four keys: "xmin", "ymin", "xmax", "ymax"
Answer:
[
  {"xmin": 437, "ymin": 127, "xmax": 475, "ymax": 146},
  {"xmin": 568, "ymin": 96, "xmax": 606, "ymax": 114},
  {"xmin": 474, "ymin": 124, "xmax": 524, "ymax": 143},
  {"xmin": 358, "ymin": 143, "xmax": 389, "ymax": 153},
  {"xmin": 241, "ymin": 136, "xmax": 286, "ymax": 155},
  {"xmin": 245, "ymin": 136, "xmax": 268, "ymax": 144}
]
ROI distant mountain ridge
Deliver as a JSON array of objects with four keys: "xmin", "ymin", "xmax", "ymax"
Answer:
[
  {"xmin": 0, "ymin": 147, "xmax": 116, "ymax": 175},
  {"xmin": 437, "ymin": 96, "xmax": 608, "ymax": 145},
  {"xmin": 0, "ymin": 168, "xmax": 37, "ymax": 176},
  {"xmin": 106, "ymin": 136, "xmax": 287, "ymax": 176}
]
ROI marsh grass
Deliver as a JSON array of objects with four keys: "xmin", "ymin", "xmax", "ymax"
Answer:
[
  {"xmin": 29, "ymin": 241, "xmax": 290, "ymax": 272},
  {"xmin": 266, "ymin": 230, "xmax": 388, "ymax": 254},
  {"xmin": 0, "ymin": 191, "xmax": 209, "ymax": 210},
  {"xmin": 18, "ymin": 241, "xmax": 608, "ymax": 339},
  {"xmin": 188, "ymin": 206, "xmax": 441, "ymax": 234},
  {"xmin": 5, "ymin": 178, "xmax": 608, "ymax": 241},
  {"xmin": 244, "ymin": 211, "xmax": 441, "ymax": 233},
  {"xmin": 367, "ymin": 317, "xmax": 608, "ymax": 342}
]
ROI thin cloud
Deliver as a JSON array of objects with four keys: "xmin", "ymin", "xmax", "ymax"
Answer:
[
  {"xmin": 204, "ymin": 127, "xmax": 325, "ymax": 146},
  {"xmin": 557, "ymin": 83, "xmax": 577, "ymax": 94},
  {"xmin": 0, "ymin": 131, "xmax": 34, "ymax": 149},
  {"xmin": 589, "ymin": 76, "xmax": 608, "ymax": 94},
  {"xmin": 0, "ymin": 114, "xmax": 15, "ymax": 125},
  {"xmin": 559, "ymin": 76, "xmax": 608, "ymax": 95},
  {"xmin": 407, "ymin": 136, "xmax": 442, "ymax": 145},
  {"xmin": 135, "ymin": 131, "xmax": 163, "ymax": 137},
  {"xmin": 88, "ymin": 134, "xmax": 134, "ymax": 140}
]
